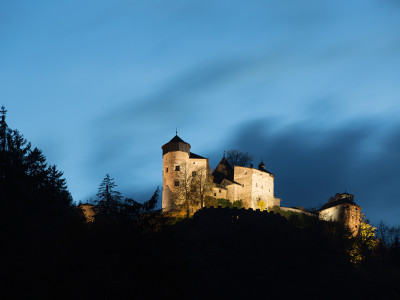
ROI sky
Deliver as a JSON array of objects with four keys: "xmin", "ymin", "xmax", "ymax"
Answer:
[{"xmin": 1, "ymin": 0, "xmax": 400, "ymax": 225}]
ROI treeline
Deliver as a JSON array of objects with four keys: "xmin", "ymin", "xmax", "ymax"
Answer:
[{"xmin": 1, "ymin": 106, "xmax": 400, "ymax": 299}]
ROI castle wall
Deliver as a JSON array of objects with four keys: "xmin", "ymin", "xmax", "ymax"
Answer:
[
  {"xmin": 319, "ymin": 204, "xmax": 361, "ymax": 235},
  {"xmin": 346, "ymin": 205, "xmax": 361, "ymax": 234},
  {"xmin": 226, "ymin": 183, "xmax": 241, "ymax": 202},
  {"xmin": 233, "ymin": 166, "xmax": 275, "ymax": 210},
  {"xmin": 188, "ymin": 158, "xmax": 208, "ymax": 175},
  {"xmin": 233, "ymin": 167, "xmax": 253, "ymax": 208},
  {"xmin": 162, "ymin": 150, "xmax": 190, "ymax": 211},
  {"xmin": 212, "ymin": 186, "xmax": 227, "ymax": 199},
  {"xmin": 78, "ymin": 204, "xmax": 96, "ymax": 222},
  {"xmin": 269, "ymin": 197, "xmax": 281, "ymax": 208}
]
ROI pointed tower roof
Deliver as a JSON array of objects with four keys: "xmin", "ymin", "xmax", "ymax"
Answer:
[
  {"xmin": 212, "ymin": 156, "xmax": 234, "ymax": 184},
  {"xmin": 258, "ymin": 160, "xmax": 266, "ymax": 171},
  {"xmin": 161, "ymin": 134, "xmax": 191, "ymax": 156}
]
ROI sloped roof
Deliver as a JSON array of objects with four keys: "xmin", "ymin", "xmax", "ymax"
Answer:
[
  {"xmin": 213, "ymin": 183, "xmax": 228, "ymax": 190},
  {"xmin": 190, "ymin": 152, "xmax": 207, "ymax": 159},
  {"xmin": 162, "ymin": 134, "xmax": 191, "ymax": 155},
  {"xmin": 212, "ymin": 157, "xmax": 234, "ymax": 184},
  {"xmin": 221, "ymin": 178, "xmax": 242, "ymax": 186},
  {"xmin": 166, "ymin": 135, "xmax": 186, "ymax": 144},
  {"xmin": 319, "ymin": 198, "xmax": 360, "ymax": 211}
]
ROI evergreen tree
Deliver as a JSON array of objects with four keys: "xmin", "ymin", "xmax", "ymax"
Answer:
[
  {"xmin": 95, "ymin": 174, "xmax": 123, "ymax": 220},
  {"xmin": 0, "ymin": 106, "xmax": 73, "ymax": 226}
]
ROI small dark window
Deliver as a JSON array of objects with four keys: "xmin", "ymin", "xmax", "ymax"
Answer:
[
  {"xmin": 219, "ymin": 189, "xmax": 221, "ymax": 193},
  {"xmin": 192, "ymin": 171, "xmax": 197, "ymax": 177},
  {"xmin": 174, "ymin": 180, "xmax": 179, "ymax": 186},
  {"xmin": 214, "ymin": 193, "xmax": 217, "ymax": 197},
  {"xmin": 166, "ymin": 167, "xmax": 168, "ymax": 173},
  {"xmin": 175, "ymin": 166, "xmax": 180, "ymax": 171}
]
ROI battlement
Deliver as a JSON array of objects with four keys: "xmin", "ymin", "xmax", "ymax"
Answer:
[{"xmin": 193, "ymin": 206, "xmax": 287, "ymax": 225}]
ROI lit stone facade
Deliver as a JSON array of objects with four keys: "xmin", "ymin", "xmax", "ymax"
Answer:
[
  {"xmin": 78, "ymin": 204, "xmax": 96, "ymax": 222},
  {"xmin": 319, "ymin": 196, "xmax": 361, "ymax": 235},
  {"xmin": 233, "ymin": 166, "xmax": 277, "ymax": 209},
  {"xmin": 162, "ymin": 135, "xmax": 210, "ymax": 211},
  {"xmin": 161, "ymin": 134, "xmax": 280, "ymax": 212}
]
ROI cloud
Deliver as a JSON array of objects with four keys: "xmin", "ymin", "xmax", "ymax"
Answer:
[{"xmin": 227, "ymin": 117, "xmax": 400, "ymax": 226}]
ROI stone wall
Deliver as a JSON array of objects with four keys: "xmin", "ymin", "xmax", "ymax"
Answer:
[
  {"xmin": 78, "ymin": 204, "xmax": 96, "ymax": 222},
  {"xmin": 226, "ymin": 183, "xmax": 241, "ymax": 202},
  {"xmin": 162, "ymin": 150, "xmax": 211, "ymax": 212},
  {"xmin": 280, "ymin": 206, "xmax": 315, "ymax": 217},
  {"xmin": 233, "ymin": 166, "xmax": 275, "ymax": 209},
  {"xmin": 319, "ymin": 203, "xmax": 361, "ymax": 235},
  {"xmin": 162, "ymin": 150, "xmax": 190, "ymax": 211},
  {"xmin": 212, "ymin": 186, "xmax": 227, "ymax": 199}
]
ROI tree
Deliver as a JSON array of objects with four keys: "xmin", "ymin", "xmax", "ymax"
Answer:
[
  {"xmin": 225, "ymin": 149, "xmax": 253, "ymax": 167},
  {"xmin": 175, "ymin": 163, "xmax": 196, "ymax": 217},
  {"xmin": 95, "ymin": 174, "xmax": 123, "ymax": 220},
  {"xmin": 349, "ymin": 213, "xmax": 378, "ymax": 264},
  {"xmin": 0, "ymin": 106, "xmax": 73, "ymax": 225},
  {"xmin": 123, "ymin": 187, "xmax": 160, "ymax": 230},
  {"xmin": 191, "ymin": 166, "xmax": 213, "ymax": 208}
]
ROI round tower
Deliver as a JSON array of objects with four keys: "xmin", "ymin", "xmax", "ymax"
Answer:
[{"xmin": 161, "ymin": 134, "xmax": 191, "ymax": 211}]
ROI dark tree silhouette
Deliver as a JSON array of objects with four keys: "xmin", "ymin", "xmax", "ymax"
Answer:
[
  {"xmin": 95, "ymin": 174, "xmax": 123, "ymax": 220},
  {"xmin": 225, "ymin": 149, "xmax": 253, "ymax": 167},
  {"xmin": 123, "ymin": 187, "xmax": 160, "ymax": 229},
  {"xmin": 0, "ymin": 106, "xmax": 73, "ymax": 225}
]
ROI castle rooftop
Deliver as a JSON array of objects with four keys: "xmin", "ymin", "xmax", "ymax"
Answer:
[
  {"xmin": 212, "ymin": 156, "xmax": 234, "ymax": 184},
  {"xmin": 162, "ymin": 134, "xmax": 191, "ymax": 155}
]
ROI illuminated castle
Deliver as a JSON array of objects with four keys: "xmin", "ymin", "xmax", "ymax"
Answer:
[
  {"xmin": 162, "ymin": 133, "xmax": 280, "ymax": 212},
  {"xmin": 161, "ymin": 133, "xmax": 361, "ymax": 234}
]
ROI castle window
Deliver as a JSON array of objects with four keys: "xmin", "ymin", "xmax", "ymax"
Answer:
[
  {"xmin": 175, "ymin": 165, "xmax": 180, "ymax": 171},
  {"xmin": 256, "ymin": 183, "xmax": 258, "ymax": 187},
  {"xmin": 219, "ymin": 189, "xmax": 221, "ymax": 193},
  {"xmin": 245, "ymin": 171, "xmax": 247, "ymax": 175},
  {"xmin": 214, "ymin": 193, "xmax": 217, "ymax": 197},
  {"xmin": 192, "ymin": 171, "xmax": 197, "ymax": 177},
  {"xmin": 174, "ymin": 180, "xmax": 179, "ymax": 186},
  {"xmin": 166, "ymin": 167, "xmax": 168, "ymax": 173}
]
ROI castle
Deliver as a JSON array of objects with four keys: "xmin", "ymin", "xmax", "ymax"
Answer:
[
  {"xmin": 78, "ymin": 133, "xmax": 362, "ymax": 235},
  {"xmin": 161, "ymin": 133, "xmax": 362, "ymax": 234},
  {"xmin": 162, "ymin": 133, "xmax": 280, "ymax": 212}
]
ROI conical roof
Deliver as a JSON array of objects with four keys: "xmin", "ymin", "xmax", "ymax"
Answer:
[
  {"xmin": 167, "ymin": 135, "xmax": 186, "ymax": 144},
  {"xmin": 161, "ymin": 134, "xmax": 191, "ymax": 155},
  {"xmin": 212, "ymin": 157, "xmax": 234, "ymax": 184}
]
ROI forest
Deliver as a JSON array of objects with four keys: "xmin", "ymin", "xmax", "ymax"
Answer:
[{"xmin": 1, "ymin": 106, "xmax": 400, "ymax": 299}]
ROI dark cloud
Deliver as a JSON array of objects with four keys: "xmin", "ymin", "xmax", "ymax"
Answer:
[{"xmin": 226, "ymin": 118, "xmax": 400, "ymax": 226}]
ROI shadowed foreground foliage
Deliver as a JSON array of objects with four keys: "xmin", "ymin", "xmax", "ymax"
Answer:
[{"xmin": 3, "ymin": 206, "xmax": 400, "ymax": 299}]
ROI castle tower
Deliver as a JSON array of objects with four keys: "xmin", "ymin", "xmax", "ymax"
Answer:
[
  {"xmin": 161, "ymin": 134, "xmax": 191, "ymax": 211},
  {"xmin": 319, "ymin": 193, "xmax": 361, "ymax": 235}
]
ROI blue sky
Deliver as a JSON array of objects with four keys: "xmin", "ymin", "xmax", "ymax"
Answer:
[{"xmin": 1, "ymin": 0, "xmax": 400, "ymax": 225}]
